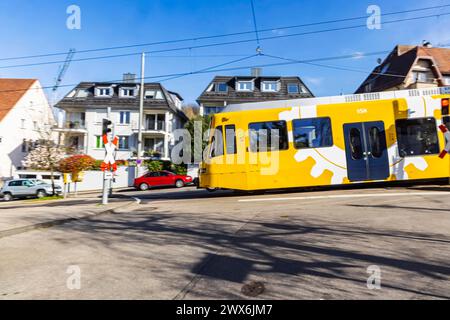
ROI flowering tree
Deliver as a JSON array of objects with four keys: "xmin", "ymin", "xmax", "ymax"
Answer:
[
  {"xmin": 22, "ymin": 141, "xmax": 67, "ymax": 195},
  {"xmin": 59, "ymin": 155, "xmax": 96, "ymax": 178}
]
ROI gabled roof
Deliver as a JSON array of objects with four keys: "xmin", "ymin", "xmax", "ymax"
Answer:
[
  {"xmin": 197, "ymin": 75, "xmax": 314, "ymax": 104},
  {"xmin": 355, "ymin": 45, "xmax": 450, "ymax": 93},
  {"xmin": 56, "ymin": 82, "xmax": 188, "ymax": 121},
  {"xmin": 0, "ymin": 79, "xmax": 36, "ymax": 122}
]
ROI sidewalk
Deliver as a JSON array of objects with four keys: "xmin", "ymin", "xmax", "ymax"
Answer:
[{"xmin": 0, "ymin": 195, "xmax": 138, "ymax": 238}]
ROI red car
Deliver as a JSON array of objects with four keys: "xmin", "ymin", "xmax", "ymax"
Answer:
[{"xmin": 134, "ymin": 171, "xmax": 193, "ymax": 191}]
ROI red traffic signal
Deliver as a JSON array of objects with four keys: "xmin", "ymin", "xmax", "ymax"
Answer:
[{"xmin": 442, "ymin": 98, "xmax": 450, "ymax": 116}]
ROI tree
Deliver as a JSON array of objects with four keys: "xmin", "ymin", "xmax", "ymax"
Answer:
[
  {"xmin": 182, "ymin": 104, "xmax": 200, "ymax": 120},
  {"xmin": 59, "ymin": 155, "xmax": 96, "ymax": 178},
  {"xmin": 22, "ymin": 141, "xmax": 67, "ymax": 195}
]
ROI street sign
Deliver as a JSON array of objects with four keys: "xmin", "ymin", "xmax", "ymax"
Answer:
[
  {"xmin": 105, "ymin": 172, "xmax": 113, "ymax": 180},
  {"xmin": 101, "ymin": 134, "xmax": 119, "ymax": 172},
  {"xmin": 438, "ymin": 124, "xmax": 450, "ymax": 158}
]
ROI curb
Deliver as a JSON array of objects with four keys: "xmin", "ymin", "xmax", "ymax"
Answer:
[{"xmin": 0, "ymin": 197, "xmax": 140, "ymax": 240}]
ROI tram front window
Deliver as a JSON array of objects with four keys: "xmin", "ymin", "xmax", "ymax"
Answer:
[{"xmin": 395, "ymin": 118, "xmax": 439, "ymax": 157}]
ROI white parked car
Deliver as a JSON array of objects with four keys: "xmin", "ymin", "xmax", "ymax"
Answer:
[{"xmin": 0, "ymin": 179, "xmax": 62, "ymax": 201}]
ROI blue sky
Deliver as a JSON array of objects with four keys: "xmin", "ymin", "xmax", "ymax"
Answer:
[{"xmin": 0, "ymin": 0, "xmax": 449, "ymax": 104}]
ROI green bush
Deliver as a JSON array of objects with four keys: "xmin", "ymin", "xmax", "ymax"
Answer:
[
  {"xmin": 147, "ymin": 160, "xmax": 163, "ymax": 172},
  {"xmin": 145, "ymin": 160, "xmax": 187, "ymax": 175}
]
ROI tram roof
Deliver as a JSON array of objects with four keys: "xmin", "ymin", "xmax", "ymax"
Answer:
[{"xmin": 222, "ymin": 86, "xmax": 450, "ymax": 113}]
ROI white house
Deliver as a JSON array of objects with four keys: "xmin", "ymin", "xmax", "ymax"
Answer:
[
  {"xmin": 0, "ymin": 79, "xmax": 55, "ymax": 181},
  {"xmin": 54, "ymin": 75, "xmax": 188, "ymax": 161}
]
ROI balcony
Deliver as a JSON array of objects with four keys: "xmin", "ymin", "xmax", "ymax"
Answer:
[
  {"xmin": 132, "ymin": 120, "xmax": 166, "ymax": 134},
  {"xmin": 54, "ymin": 121, "xmax": 87, "ymax": 133},
  {"xmin": 145, "ymin": 120, "xmax": 165, "ymax": 131}
]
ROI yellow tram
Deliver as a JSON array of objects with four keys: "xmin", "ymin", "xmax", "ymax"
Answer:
[{"xmin": 199, "ymin": 87, "xmax": 450, "ymax": 191}]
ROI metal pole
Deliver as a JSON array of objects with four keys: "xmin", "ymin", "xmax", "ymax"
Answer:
[
  {"xmin": 137, "ymin": 52, "xmax": 146, "ymax": 178},
  {"xmin": 102, "ymin": 107, "xmax": 112, "ymax": 205}
]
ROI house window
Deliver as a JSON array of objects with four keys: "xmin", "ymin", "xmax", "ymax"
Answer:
[
  {"xmin": 216, "ymin": 83, "xmax": 228, "ymax": 92},
  {"xmin": 249, "ymin": 121, "xmax": 289, "ymax": 152},
  {"xmin": 261, "ymin": 81, "xmax": 278, "ymax": 92},
  {"xmin": 412, "ymin": 71, "xmax": 430, "ymax": 83},
  {"xmin": 120, "ymin": 88, "xmax": 136, "ymax": 97},
  {"xmin": 443, "ymin": 76, "xmax": 450, "ymax": 85},
  {"xmin": 119, "ymin": 111, "xmax": 131, "ymax": 124},
  {"xmin": 395, "ymin": 118, "xmax": 439, "ymax": 157},
  {"xmin": 204, "ymin": 106, "xmax": 225, "ymax": 116},
  {"xmin": 237, "ymin": 81, "xmax": 254, "ymax": 92},
  {"xmin": 145, "ymin": 90, "xmax": 163, "ymax": 99},
  {"xmin": 287, "ymin": 83, "xmax": 300, "ymax": 94},
  {"xmin": 21, "ymin": 119, "xmax": 26, "ymax": 129},
  {"xmin": 33, "ymin": 121, "xmax": 38, "ymax": 130},
  {"xmin": 292, "ymin": 117, "xmax": 333, "ymax": 149},
  {"xmin": 118, "ymin": 136, "xmax": 130, "ymax": 150},
  {"xmin": 97, "ymin": 88, "xmax": 112, "ymax": 97},
  {"xmin": 76, "ymin": 89, "xmax": 89, "ymax": 98},
  {"xmin": 95, "ymin": 136, "xmax": 104, "ymax": 149}
]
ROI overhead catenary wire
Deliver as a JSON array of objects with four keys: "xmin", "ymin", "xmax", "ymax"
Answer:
[
  {"xmin": 1, "ymin": 11, "xmax": 449, "ymax": 70},
  {"xmin": 261, "ymin": 53, "xmax": 407, "ymax": 78},
  {"xmin": 0, "ymin": 3, "xmax": 448, "ymax": 62},
  {"xmin": 3, "ymin": 45, "xmax": 448, "ymax": 95}
]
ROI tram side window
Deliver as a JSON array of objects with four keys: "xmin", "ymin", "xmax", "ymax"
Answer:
[
  {"xmin": 209, "ymin": 126, "xmax": 224, "ymax": 158},
  {"xmin": 443, "ymin": 116, "xmax": 450, "ymax": 130},
  {"xmin": 395, "ymin": 118, "xmax": 439, "ymax": 157},
  {"xmin": 249, "ymin": 121, "xmax": 289, "ymax": 152},
  {"xmin": 349, "ymin": 128, "xmax": 364, "ymax": 160},
  {"xmin": 225, "ymin": 125, "xmax": 237, "ymax": 154},
  {"xmin": 292, "ymin": 117, "xmax": 333, "ymax": 149}
]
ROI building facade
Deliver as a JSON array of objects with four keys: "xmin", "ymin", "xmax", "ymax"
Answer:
[
  {"xmin": 355, "ymin": 44, "xmax": 450, "ymax": 93},
  {"xmin": 55, "ymin": 78, "xmax": 187, "ymax": 161},
  {"xmin": 0, "ymin": 79, "xmax": 55, "ymax": 180},
  {"xmin": 197, "ymin": 70, "xmax": 314, "ymax": 116}
]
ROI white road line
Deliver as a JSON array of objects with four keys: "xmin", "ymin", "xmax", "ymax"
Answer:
[{"xmin": 238, "ymin": 191, "xmax": 448, "ymax": 203}]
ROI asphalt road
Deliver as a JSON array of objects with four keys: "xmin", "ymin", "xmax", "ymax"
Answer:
[{"xmin": 1, "ymin": 184, "xmax": 450, "ymax": 299}]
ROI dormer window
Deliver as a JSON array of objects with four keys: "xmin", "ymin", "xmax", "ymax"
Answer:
[
  {"xmin": 120, "ymin": 87, "xmax": 137, "ymax": 98},
  {"xmin": 96, "ymin": 87, "xmax": 112, "ymax": 97},
  {"xmin": 145, "ymin": 90, "xmax": 164, "ymax": 99},
  {"xmin": 287, "ymin": 83, "xmax": 300, "ymax": 94},
  {"xmin": 261, "ymin": 81, "xmax": 279, "ymax": 92},
  {"xmin": 216, "ymin": 82, "xmax": 228, "ymax": 92},
  {"xmin": 237, "ymin": 80, "xmax": 254, "ymax": 92}
]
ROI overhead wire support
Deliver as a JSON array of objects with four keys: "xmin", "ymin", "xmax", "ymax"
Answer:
[{"xmin": 250, "ymin": 0, "xmax": 262, "ymax": 54}]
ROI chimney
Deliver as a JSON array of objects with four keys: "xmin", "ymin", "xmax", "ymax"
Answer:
[
  {"xmin": 123, "ymin": 73, "xmax": 136, "ymax": 83},
  {"xmin": 251, "ymin": 67, "xmax": 262, "ymax": 77},
  {"xmin": 422, "ymin": 40, "xmax": 432, "ymax": 48}
]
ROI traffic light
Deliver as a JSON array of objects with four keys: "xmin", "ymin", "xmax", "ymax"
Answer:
[
  {"xmin": 102, "ymin": 118, "xmax": 113, "ymax": 136},
  {"xmin": 442, "ymin": 98, "xmax": 450, "ymax": 116}
]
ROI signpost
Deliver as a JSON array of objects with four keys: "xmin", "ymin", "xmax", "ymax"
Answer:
[{"xmin": 101, "ymin": 119, "xmax": 117, "ymax": 205}]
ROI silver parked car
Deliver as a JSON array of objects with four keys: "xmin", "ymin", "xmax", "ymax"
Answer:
[{"xmin": 0, "ymin": 179, "xmax": 62, "ymax": 201}]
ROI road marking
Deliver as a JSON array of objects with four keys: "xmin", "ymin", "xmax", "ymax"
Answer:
[{"xmin": 238, "ymin": 191, "xmax": 448, "ymax": 203}]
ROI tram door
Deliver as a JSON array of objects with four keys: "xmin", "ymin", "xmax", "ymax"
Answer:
[{"xmin": 343, "ymin": 121, "xmax": 390, "ymax": 182}]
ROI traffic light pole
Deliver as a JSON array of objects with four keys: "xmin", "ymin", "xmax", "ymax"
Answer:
[{"xmin": 102, "ymin": 109, "xmax": 113, "ymax": 205}]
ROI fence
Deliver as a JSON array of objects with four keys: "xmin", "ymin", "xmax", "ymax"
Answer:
[{"xmin": 14, "ymin": 166, "xmax": 146, "ymax": 192}]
